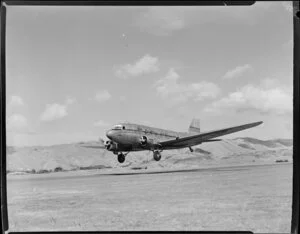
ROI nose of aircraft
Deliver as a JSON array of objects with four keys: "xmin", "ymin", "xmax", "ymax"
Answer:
[{"xmin": 106, "ymin": 130, "xmax": 114, "ymax": 140}]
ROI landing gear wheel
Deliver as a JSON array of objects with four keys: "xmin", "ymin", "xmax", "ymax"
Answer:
[
  {"xmin": 153, "ymin": 151, "xmax": 161, "ymax": 161},
  {"xmin": 118, "ymin": 153, "xmax": 125, "ymax": 163}
]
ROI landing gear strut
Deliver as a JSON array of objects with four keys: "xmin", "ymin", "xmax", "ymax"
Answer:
[{"xmin": 153, "ymin": 150, "xmax": 162, "ymax": 161}]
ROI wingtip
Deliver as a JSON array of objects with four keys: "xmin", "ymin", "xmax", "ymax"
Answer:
[{"xmin": 254, "ymin": 121, "xmax": 263, "ymax": 126}]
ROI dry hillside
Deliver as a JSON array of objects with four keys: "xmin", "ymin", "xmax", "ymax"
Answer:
[{"xmin": 6, "ymin": 137, "xmax": 292, "ymax": 174}]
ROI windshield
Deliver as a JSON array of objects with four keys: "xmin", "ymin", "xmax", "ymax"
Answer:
[{"xmin": 112, "ymin": 124, "xmax": 123, "ymax": 130}]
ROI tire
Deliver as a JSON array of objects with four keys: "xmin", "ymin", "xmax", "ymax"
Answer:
[
  {"xmin": 118, "ymin": 154, "xmax": 125, "ymax": 163},
  {"xmin": 153, "ymin": 151, "xmax": 161, "ymax": 161}
]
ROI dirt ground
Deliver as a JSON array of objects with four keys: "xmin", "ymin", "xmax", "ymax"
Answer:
[{"xmin": 7, "ymin": 163, "xmax": 292, "ymax": 232}]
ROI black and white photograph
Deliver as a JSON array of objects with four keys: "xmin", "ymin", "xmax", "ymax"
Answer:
[{"xmin": 5, "ymin": 1, "xmax": 293, "ymax": 232}]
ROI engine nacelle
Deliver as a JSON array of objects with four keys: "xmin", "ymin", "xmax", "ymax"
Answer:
[
  {"xmin": 139, "ymin": 136, "xmax": 162, "ymax": 150},
  {"xmin": 140, "ymin": 136, "xmax": 148, "ymax": 146},
  {"xmin": 105, "ymin": 140, "xmax": 118, "ymax": 151}
]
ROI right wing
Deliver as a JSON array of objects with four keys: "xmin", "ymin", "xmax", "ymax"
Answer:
[{"xmin": 159, "ymin": 121, "xmax": 263, "ymax": 149}]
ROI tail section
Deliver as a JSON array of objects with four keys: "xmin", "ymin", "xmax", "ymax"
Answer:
[{"xmin": 189, "ymin": 118, "xmax": 200, "ymax": 134}]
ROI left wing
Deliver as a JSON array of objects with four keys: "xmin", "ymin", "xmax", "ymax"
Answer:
[
  {"xmin": 80, "ymin": 145, "xmax": 106, "ymax": 149},
  {"xmin": 159, "ymin": 121, "xmax": 263, "ymax": 149},
  {"xmin": 78, "ymin": 139, "xmax": 106, "ymax": 149}
]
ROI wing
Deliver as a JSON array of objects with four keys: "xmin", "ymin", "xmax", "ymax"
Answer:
[
  {"xmin": 78, "ymin": 142, "xmax": 106, "ymax": 149},
  {"xmin": 80, "ymin": 145, "xmax": 106, "ymax": 149},
  {"xmin": 159, "ymin": 121, "xmax": 263, "ymax": 149},
  {"xmin": 79, "ymin": 138, "xmax": 107, "ymax": 149}
]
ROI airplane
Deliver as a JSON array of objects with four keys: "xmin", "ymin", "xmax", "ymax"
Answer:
[{"xmin": 82, "ymin": 119, "xmax": 263, "ymax": 163}]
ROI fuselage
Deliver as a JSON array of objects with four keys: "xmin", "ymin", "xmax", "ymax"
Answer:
[{"xmin": 106, "ymin": 123, "xmax": 192, "ymax": 152}]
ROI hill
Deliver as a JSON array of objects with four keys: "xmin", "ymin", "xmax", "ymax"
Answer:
[{"xmin": 6, "ymin": 137, "xmax": 292, "ymax": 174}]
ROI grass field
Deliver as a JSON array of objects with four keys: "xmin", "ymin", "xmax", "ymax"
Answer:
[{"xmin": 7, "ymin": 163, "xmax": 292, "ymax": 232}]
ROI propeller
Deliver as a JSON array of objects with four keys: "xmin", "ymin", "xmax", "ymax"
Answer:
[
  {"xmin": 140, "ymin": 136, "xmax": 147, "ymax": 146},
  {"xmin": 104, "ymin": 140, "xmax": 113, "ymax": 150}
]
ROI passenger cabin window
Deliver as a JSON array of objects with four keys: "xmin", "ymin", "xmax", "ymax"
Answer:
[{"xmin": 112, "ymin": 125, "xmax": 123, "ymax": 130}]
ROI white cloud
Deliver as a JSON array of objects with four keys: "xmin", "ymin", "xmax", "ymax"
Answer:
[
  {"xmin": 7, "ymin": 114, "xmax": 28, "ymax": 132},
  {"xmin": 281, "ymin": 1, "xmax": 293, "ymax": 12},
  {"xmin": 155, "ymin": 68, "xmax": 220, "ymax": 105},
  {"xmin": 135, "ymin": 7, "xmax": 185, "ymax": 36},
  {"xmin": 222, "ymin": 64, "xmax": 252, "ymax": 79},
  {"xmin": 115, "ymin": 54, "xmax": 159, "ymax": 79},
  {"xmin": 9, "ymin": 95, "xmax": 24, "ymax": 106},
  {"xmin": 65, "ymin": 96, "xmax": 76, "ymax": 105},
  {"xmin": 94, "ymin": 90, "xmax": 111, "ymax": 102},
  {"xmin": 40, "ymin": 96, "xmax": 76, "ymax": 122},
  {"xmin": 40, "ymin": 103, "xmax": 68, "ymax": 122},
  {"xmin": 93, "ymin": 120, "xmax": 109, "ymax": 127},
  {"xmin": 204, "ymin": 78, "xmax": 292, "ymax": 115}
]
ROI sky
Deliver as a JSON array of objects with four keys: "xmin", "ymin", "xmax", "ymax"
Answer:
[{"xmin": 6, "ymin": 2, "xmax": 293, "ymax": 146}]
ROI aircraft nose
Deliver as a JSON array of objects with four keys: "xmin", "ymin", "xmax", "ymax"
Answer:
[{"xmin": 106, "ymin": 130, "xmax": 114, "ymax": 140}]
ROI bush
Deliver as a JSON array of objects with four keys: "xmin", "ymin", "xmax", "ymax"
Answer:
[
  {"xmin": 275, "ymin": 159, "xmax": 288, "ymax": 163},
  {"xmin": 54, "ymin": 167, "xmax": 63, "ymax": 172},
  {"xmin": 37, "ymin": 169, "xmax": 49, "ymax": 174}
]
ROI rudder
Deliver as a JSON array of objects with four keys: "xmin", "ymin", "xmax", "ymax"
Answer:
[{"xmin": 189, "ymin": 118, "xmax": 200, "ymax": 134}]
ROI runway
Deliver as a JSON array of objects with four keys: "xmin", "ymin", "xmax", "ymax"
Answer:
[{"xmin": 7, "ymin": 163, "xmax": 292, "ymax": 232}]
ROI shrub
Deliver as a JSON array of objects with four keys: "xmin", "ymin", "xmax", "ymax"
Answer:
[
  {"xmin": 275, "ymin": 159, "xmax": 288, "ymax": 163},
  {"xmin": 37, "ymin": 169, "xmax": 49, "ymax": 174},
  {"xmin": 54, "ymin": 167, "xmax": 63, "ymax": 172}
]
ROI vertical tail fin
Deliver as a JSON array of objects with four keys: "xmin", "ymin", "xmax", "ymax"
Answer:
[{"xmin": 189, "ymin": 118, "xmax": 200, "ymax": 134}]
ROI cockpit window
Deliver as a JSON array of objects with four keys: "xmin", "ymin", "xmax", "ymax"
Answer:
[{"xmin": 112, "ymin": 124, "xmax": 123, "ymax": 130}]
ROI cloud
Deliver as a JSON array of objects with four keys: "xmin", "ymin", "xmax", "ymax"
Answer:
[
  {"xmin": 94, "ymin": 90, "xmax": 111, "ymax": 102},
  {"xmin": 281, "ymin": 1, "xmax": 293, "ymax": 12},
  {"xmin": 222, "ymin": 64, "xmax": 252, "ymax": 79},
  {"xmin": 65, "ymin": 96, "xmax": 76, "ymax": 105},
  {"xmin": 93, "ymin": 120, "xmax": 109, "ymax": 127},
  {"xmin": 40, "ymin": 103, "xmax": 68, "ymax": 122},
  {"xmin": 135, "ymin": 7, "xmax": 185, "ymax": 36},
  {"xmin": 9, "ymin": 95, "xmax": 24, "ymax": 106},
  {"xmin": 115, "ymin": 54, "xmax": 159, "ymax": 79},
  {"xmin": 7, "ymin": 114, "xmax": 29, "ymax": 132},
  {"xmin": 204, "ymin": 78, "xmax": 292, "ymax": 115},
  {"xmin": 155, "ymin": 68, "xmax": 220, "ymax": 105},
  {"xmin": 40, "ymin": 96, "xmax": 76, "ymax": 122}
]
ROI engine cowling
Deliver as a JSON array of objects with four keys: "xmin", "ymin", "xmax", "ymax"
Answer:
[
  {"xmin": 140, "ymin": 136, "xmax": 148, "ymax": 146},
  {"xmin": 139, "ymin": 136, "xmax": 162, "ymax": 150},
  {"xmin": 105, "ymin": 140, "xmax": 118, "ymax": 151}
]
